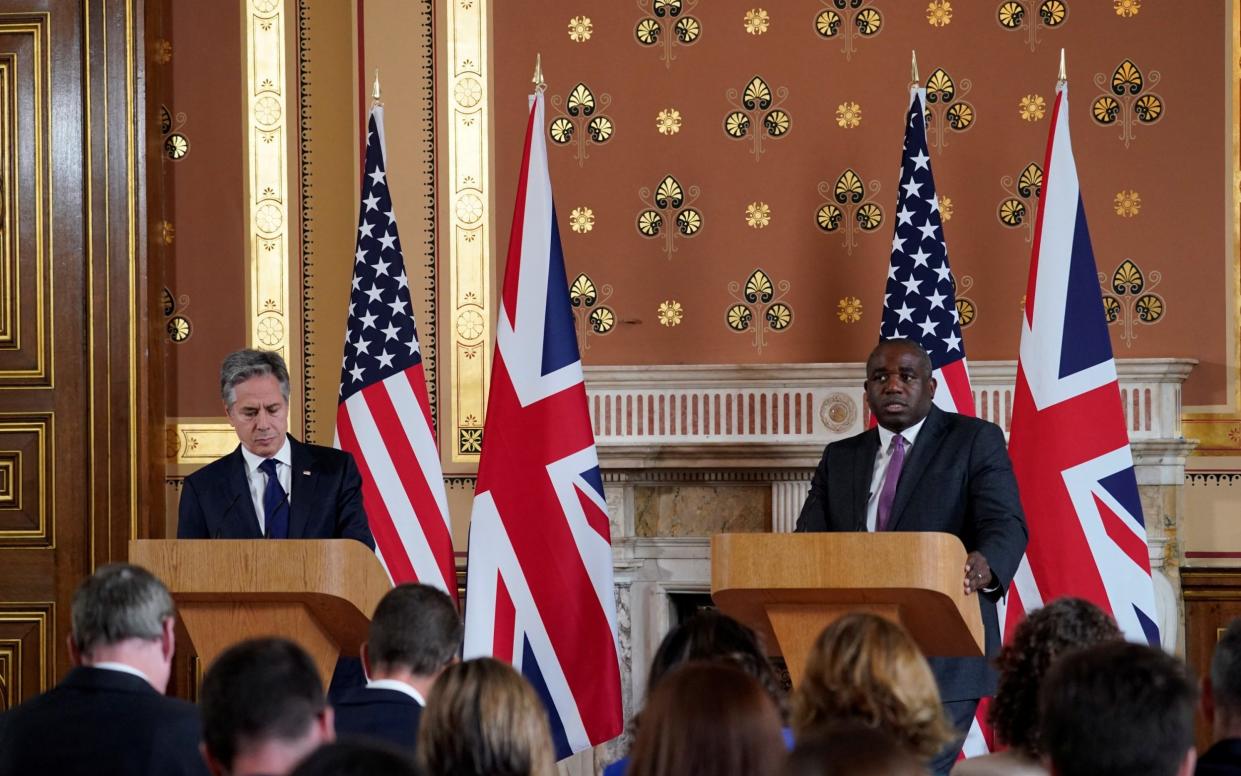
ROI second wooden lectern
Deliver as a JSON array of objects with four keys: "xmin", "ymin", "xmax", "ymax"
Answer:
[
  {"xmin": 711, "ymin": 532, "xmax": 984, "ymax": 686},
  {"xmin": 129, "ymin": 539, "xmax": 391, "ymax": 688}
]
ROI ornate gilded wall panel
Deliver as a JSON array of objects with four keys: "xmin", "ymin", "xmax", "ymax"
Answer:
[
  {"xmin": 0, "ymin": 17, "xmax": 49, "ymax": 385},
  {"xmin": 446, "ymin": 0, "xmax": 489, "ymax": 462},
  {"xmin": 0, "ymin": 605, "xmax": 51, "ymax": 709},
  {"xmin": 0, "ymin": 414, "xmax": 50, "ymax": 545}
]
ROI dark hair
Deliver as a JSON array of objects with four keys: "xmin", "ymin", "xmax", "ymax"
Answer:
[
  {"xmin": 417, "ymin": 657, "xmax": 554, "ymax": 776},
  {"xmin": 645, "ymin": 610, "xmax": 784, "ymax": 718},
  {"xmin": 869, "ymin": 339, "xmax": 932, "ymax": 375},
  {"xmin": 201, "ymin": 638, "xmax": 327, "ymax": 770},
  {"xmin": 781, "ymin": 723, "xmax": 925, "ymax": 776},
  {"xmin": 220, "ymin": 348, "xmax": 291, "ymax": 407},
  {"xmin": 1041, "ymin": 641, "xmax": 1197, "ymax": 776},
  {"xmin": 70, "ymin": 563, "xmax": 174, "ymax": 654},
  {"xmin": 989, "ymin": 597, "xmax": 1122, "ymax": 757},
  {"xmin": 291, "ymin": 740, "xmax": 421, "ymax": 776},
  {"xmin": 369, "ymin": 584, "xmax": 462, "ymax": 676},
  {"xmin": 629, "ymin": 662, "xmax": 785, "ymax": 776},
  {"xmin": 1212, "ymin": 617, "xmax": 1241, "ymax": 713}
]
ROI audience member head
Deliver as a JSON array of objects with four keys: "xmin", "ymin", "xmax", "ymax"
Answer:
[
  {"xmin": 791, "ymin": 613, "xmax": 954, "ymax": 760},
  {"xmin": 644, "ymin": 609, "xmax": 785, "ymax": 718},
  {"xmin": 417, "ymin": 657, "xmax": 554, "ymax": 776},
  {"xmin": 363, "ymin": 583, "xmax": 462, "ymax": 696},
  {"xmin": 1207, "ymin": 616, "xmax": 1241, "ymax": 741},
  {"xmin": 201, "ymin": 638, "xmax": 334, "ymax": 776},
  {"xmin": 629, "ymin": 661, "xmax": 786, "ymax": 776},
  {"xmin": 290, "ymin": 740, "xmax": 421, "ymax": 776},
  {"xmin": 988, "ymin": 597, "xmax": 1122, "ymax": 759},
  {"xmin": 1041, "ymin": 641, "xmax": 1197, "ymax": 776},
  {"xmin": 781, "ymin": 723, "xmax": 926, "ymax": 776},
  {"xmin": 68, "ymin": 563, "xmax": 177, "ymax": 693}
]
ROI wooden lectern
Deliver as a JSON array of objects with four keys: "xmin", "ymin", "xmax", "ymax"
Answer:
[
  {"xmin": 711, "ymin": 532, "xmax": 984, "ymax": 686},
  {"xmin": 129, "ymin": 539, "xmax": 391, "ymax": 688}
]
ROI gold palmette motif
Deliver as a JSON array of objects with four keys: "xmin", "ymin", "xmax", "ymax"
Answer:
[
  {"xmin": 816, "ymin": 169, "xmax": 884, "ymax": 255},
  {"xmin": 1099, "ymin": 259, "xmax": 1165, "ymax": 348},
  {"xmin": 725, "ymin": 268, "xmax": 793, "ymax": 353},
  {"xmin": 1092, "ymin": 59, "xmax": 1164, "ymax": 148},
  {"xmin": 997, "ymin": 162, "xmax": 1043, "ymax": 242}
]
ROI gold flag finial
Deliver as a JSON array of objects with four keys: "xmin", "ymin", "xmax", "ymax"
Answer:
[
  {"xmin": 532, "ymin": 53, "xmax": 546, "ymax": 93},
  {"xmin": 1058, "ymin": 48, "xmax": 1067, "ymax": 83},
  {"xmin": 372, "ymin": 69, "xmax": 381, "ymax": 102},
  {"xmin": 911, "ymin": 50, "xmax": 920, "ymax": 86}
]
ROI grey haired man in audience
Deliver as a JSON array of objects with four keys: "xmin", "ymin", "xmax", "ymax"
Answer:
[{"xmin": 1199, "ymin": 618, "xmax": 1241, "ymax": 775}]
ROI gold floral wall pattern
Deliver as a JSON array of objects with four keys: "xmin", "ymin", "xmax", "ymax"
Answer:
[
  {"xmin": 815, "ymin": 0, "xmax": 882, "ymax": 61},
  {"xmin": 725, "ymin": 269, "xmax": 793, "ymax": 354},
  {"xmin": 570, "ymin": 273, "xmax": 616, "ymax": 349},
  {"xmin": 724, "ymin": 76, "xmax": 791, "ymax": 161},
  {"xmin": 162, "ymin": 288, "xmax": 193, "ymax": 344},
  {"xmin": 636, "ymin": 0, "xmax": 701, "ymax": 68},
  {"xmin": 954, "ymin": 275, "xmax": 977, "ymax": 329},
  {"xmin": 817, "ymin": 169, "xmax": 883, "ymax": 255},
  {"xmin": 549, "ymin": 83, "xmax": 614, "ymax": 167},
  {"xmin": 1101, "ymin": 259, "xmax": 1165, "ymax": 348},
  {"xmin": 924, "ymin": 68, "xmax": 974, "ymax": 153},
  {"xmin": 1092, "ymin": 59, "xmax": 1164, "ymax": 148},
  {"xmin": 637, "ymin": 175, "xmax": 702, "ymax": 260},
  {"xmin": 997, "ymin": 162, "xmax": 1043, "ymax": 242},
  {"xmin": 997, "ymin": 0, "xmax": 1068, "ymax": 51},
  {"xmin": 159, "ymin": 105, "xmax": 190, "ymax": 161}
]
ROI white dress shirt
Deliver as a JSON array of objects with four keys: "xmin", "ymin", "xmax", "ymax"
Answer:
[
  {"xmin": 239, "ymin": 438, "xmax": 292, "ymax": 534},
  {"xmin": 365, "ymin": 678, "xmax": 426, "ymax": 706},
  {"xmin": 865, "ymin": 417, "xmax": 927, "ymax": 532}
]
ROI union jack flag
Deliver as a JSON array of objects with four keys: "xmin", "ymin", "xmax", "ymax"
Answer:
[
  {"xmin": 879, "ymin": 87, "xmax": 975, "ymax": 416},
  {"xmin": 1005, "ymin": 81, "xmax": 1160, "ymax": 647},
  {"xmin": 462, "ymin": 90, "xmax": 622, "ymax": 760},
  {"xmin": 334, "ymin": 105, "xmax": 456, "ymax": 597}
]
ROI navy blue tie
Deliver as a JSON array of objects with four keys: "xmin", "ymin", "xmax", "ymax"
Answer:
[{"xmin": 259, "ymin": 458, "xmax": 289, "ymax": 539}]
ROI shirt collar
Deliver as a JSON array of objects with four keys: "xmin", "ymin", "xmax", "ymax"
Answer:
[
  {"xmin": 365, "ymin": 678, "xmax": 425, "ymax": 705},
  {"xmin": 239, "ymin": 436, "xmax": 292, "ymax": 474},
  {"xmin": 89, "ymin": 661, "xmax": 152, "ymax": 684},
  {"xmin": 877, "ymin": 414, "xmax": 927, "ymax": 451}
]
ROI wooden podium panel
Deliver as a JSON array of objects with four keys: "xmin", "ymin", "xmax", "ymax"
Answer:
[
  {"xmin": 129, "ymin": 539, "xmax": 391, "ymax": 687},
  {"xmin": 712, "ymin": 532, "xmax": 984, "ymax": 685}
]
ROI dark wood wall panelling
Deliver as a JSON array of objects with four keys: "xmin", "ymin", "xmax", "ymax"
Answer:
[
  {"xmin": 1183, "ymin": 569, "xmax": 1241, "ymax": 752},
  {"xmin": 0, "ymin": 0, "xmax": 158, "ymax": 709}
]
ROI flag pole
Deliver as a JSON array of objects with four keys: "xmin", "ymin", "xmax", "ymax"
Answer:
[
  {"xmin": 372, "ymin": 68, "xmax": 382, "ymax": 106},
  {"xmin": 911, "ymin": 49, "xmax": 920, "ymax": 87},
  {"xmin": 532, "ymin": 52, "xmax": 546, "ymax": 93},
  {"xmin": 1057, "ymin": 48, "xmax": 1067, "ymax": 85}
]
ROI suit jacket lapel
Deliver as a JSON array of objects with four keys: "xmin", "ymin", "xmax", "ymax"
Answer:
[
  {"xmin": 889, "ymin": 406, "xmax": 945, "ymax": 531},
  {"xmin": 852, "ymin": 430, "xmax": 879, "ymax": 530},
  {"xmin": 288, "ymin": 437, "xmax": 319, "ymax": 539},
  {"xmin": 227, "ymin": 447, "xmax": 263, "ymax": 537}
]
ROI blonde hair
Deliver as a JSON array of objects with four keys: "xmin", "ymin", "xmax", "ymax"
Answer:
[
  {"xmin": 417, "ymin": 657, "xmax": 555, "ymax": 776},
  {"xmin": 791, "ymin": 613, "xmax": 955, "ymax": 759}
]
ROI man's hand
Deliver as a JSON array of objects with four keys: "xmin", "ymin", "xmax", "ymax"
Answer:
[{"xmin": 964, "ymin": 551, "xmax": 994, "ymax": 595}]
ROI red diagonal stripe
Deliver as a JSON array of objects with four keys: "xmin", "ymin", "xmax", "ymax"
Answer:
[
  {"xmin": 1095, "ymin": 493, "xmax": 1149, "ymax": 572},
  {"xmin": 501, "ymin": 102, "xmax": 538, "ymax": 328},
  {"xmin": 493, "ymin": 574, "xmax": 516, "ymax": 663}
]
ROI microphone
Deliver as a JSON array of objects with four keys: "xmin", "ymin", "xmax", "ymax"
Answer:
[{"xmin": 214, "ymin": 490, "xmax": 244, "ymax": 540}]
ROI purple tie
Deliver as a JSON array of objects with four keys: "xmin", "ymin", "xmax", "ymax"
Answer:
[{"xmin": 876, "ymin": 435, "xmax": 906, "ymax": 532}]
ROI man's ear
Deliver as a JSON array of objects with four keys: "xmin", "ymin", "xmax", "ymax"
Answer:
[
  {"xmin": 319, "ymin": 705, "xmax": 336, "ymax": 743},
  {"xmin": 161, "ymin": 617, "xmax": 176, "ymax": 661},
  {"xmin": 1176, "ymin": 746, "xmax": 1197, "ymax": 776},
  {"xmin": 929, "ymin": 376, "xmax": 938, "ymax": 397},
  {"xmin": 66, "ymin": 633, "xmax": 83, "ymax": 667},
  {"xmin": 360, "ymin": 642, "xmax": 372, "ymax": 680}
]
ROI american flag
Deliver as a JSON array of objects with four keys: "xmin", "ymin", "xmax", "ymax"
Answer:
[
  {"xmin": 462, "ymin": 89, "xmax": 622, "ymax": 760},
  {"xmin": 333, "ymin": 105, "xmax": 456, "ymax": 598},
  {"xmin": 880, "ymin": 87, "xmax": 975, "ymax": 415},
  {"xmin": 1006, "ymin": 81, "xmax": 1159, "ymax": 645}
]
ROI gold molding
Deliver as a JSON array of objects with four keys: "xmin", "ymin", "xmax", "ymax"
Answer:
[
  {"xmin": 446, "ymin": 0, "xmax": 490, "ymax": 462},
  {"xmin": 0, "ymin": 18, "xmax": 49, "ymax": 385},
  {"xmin": 0, "ymin": 605, "xmax": 52, "ymax": 702},
  {"xmin": 0, "ymin": 413, "xmax": 50, "ymax": 545},
  {"xmin": 168, "ymin": 421, "xmax": 237, "ymax": 465},
  {"xmin": 1184, "ymin": 0, "xmax": 1241, "ymax": 453},
  {"xmin": 244, "ymin": 0, "xmax": 298, "ymax": 431}
]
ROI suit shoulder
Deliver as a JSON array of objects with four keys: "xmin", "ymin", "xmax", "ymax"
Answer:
[
  {"xmin": 183, "ymin": 449, "xmax": 240, "ymax": 486},
  {"xmin": 300, "ymin": 441, "xmax": 354, "ymax": 466},
  {"xmin": 940, "ymin": 411, "xmax": 1004, "ymax": 437}
]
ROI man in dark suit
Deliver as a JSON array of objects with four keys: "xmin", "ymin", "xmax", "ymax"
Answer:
[
  {"xmin": 177, "ymin": 348, "xmax": 373, "ymax": 548},
  {"xmin": 1199, "ymin": 618, "xmax": 1241, "ymax": 775},
  {"xmin": 795, "ymin": 338, "xmax": 1027, "ymax": 774},
  {"xmin": 334, "ymin": 584, "xmax": 462, "ymax": 753},
  {"xmin": 0, "ymin": 563, "xmax": 208, "ymax": 776}
]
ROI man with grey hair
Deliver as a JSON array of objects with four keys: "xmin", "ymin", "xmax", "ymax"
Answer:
[
  {"xmin": 0, "ymin": 563, "xmax": 208, "ymax": 775},
  {"xmin": 178, "ymin": 348, "xmax": 372, "ymax": 546},
  {"xmin": 1198, "ymin": 617, "xmax": 1241, "ymax": 774}
]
